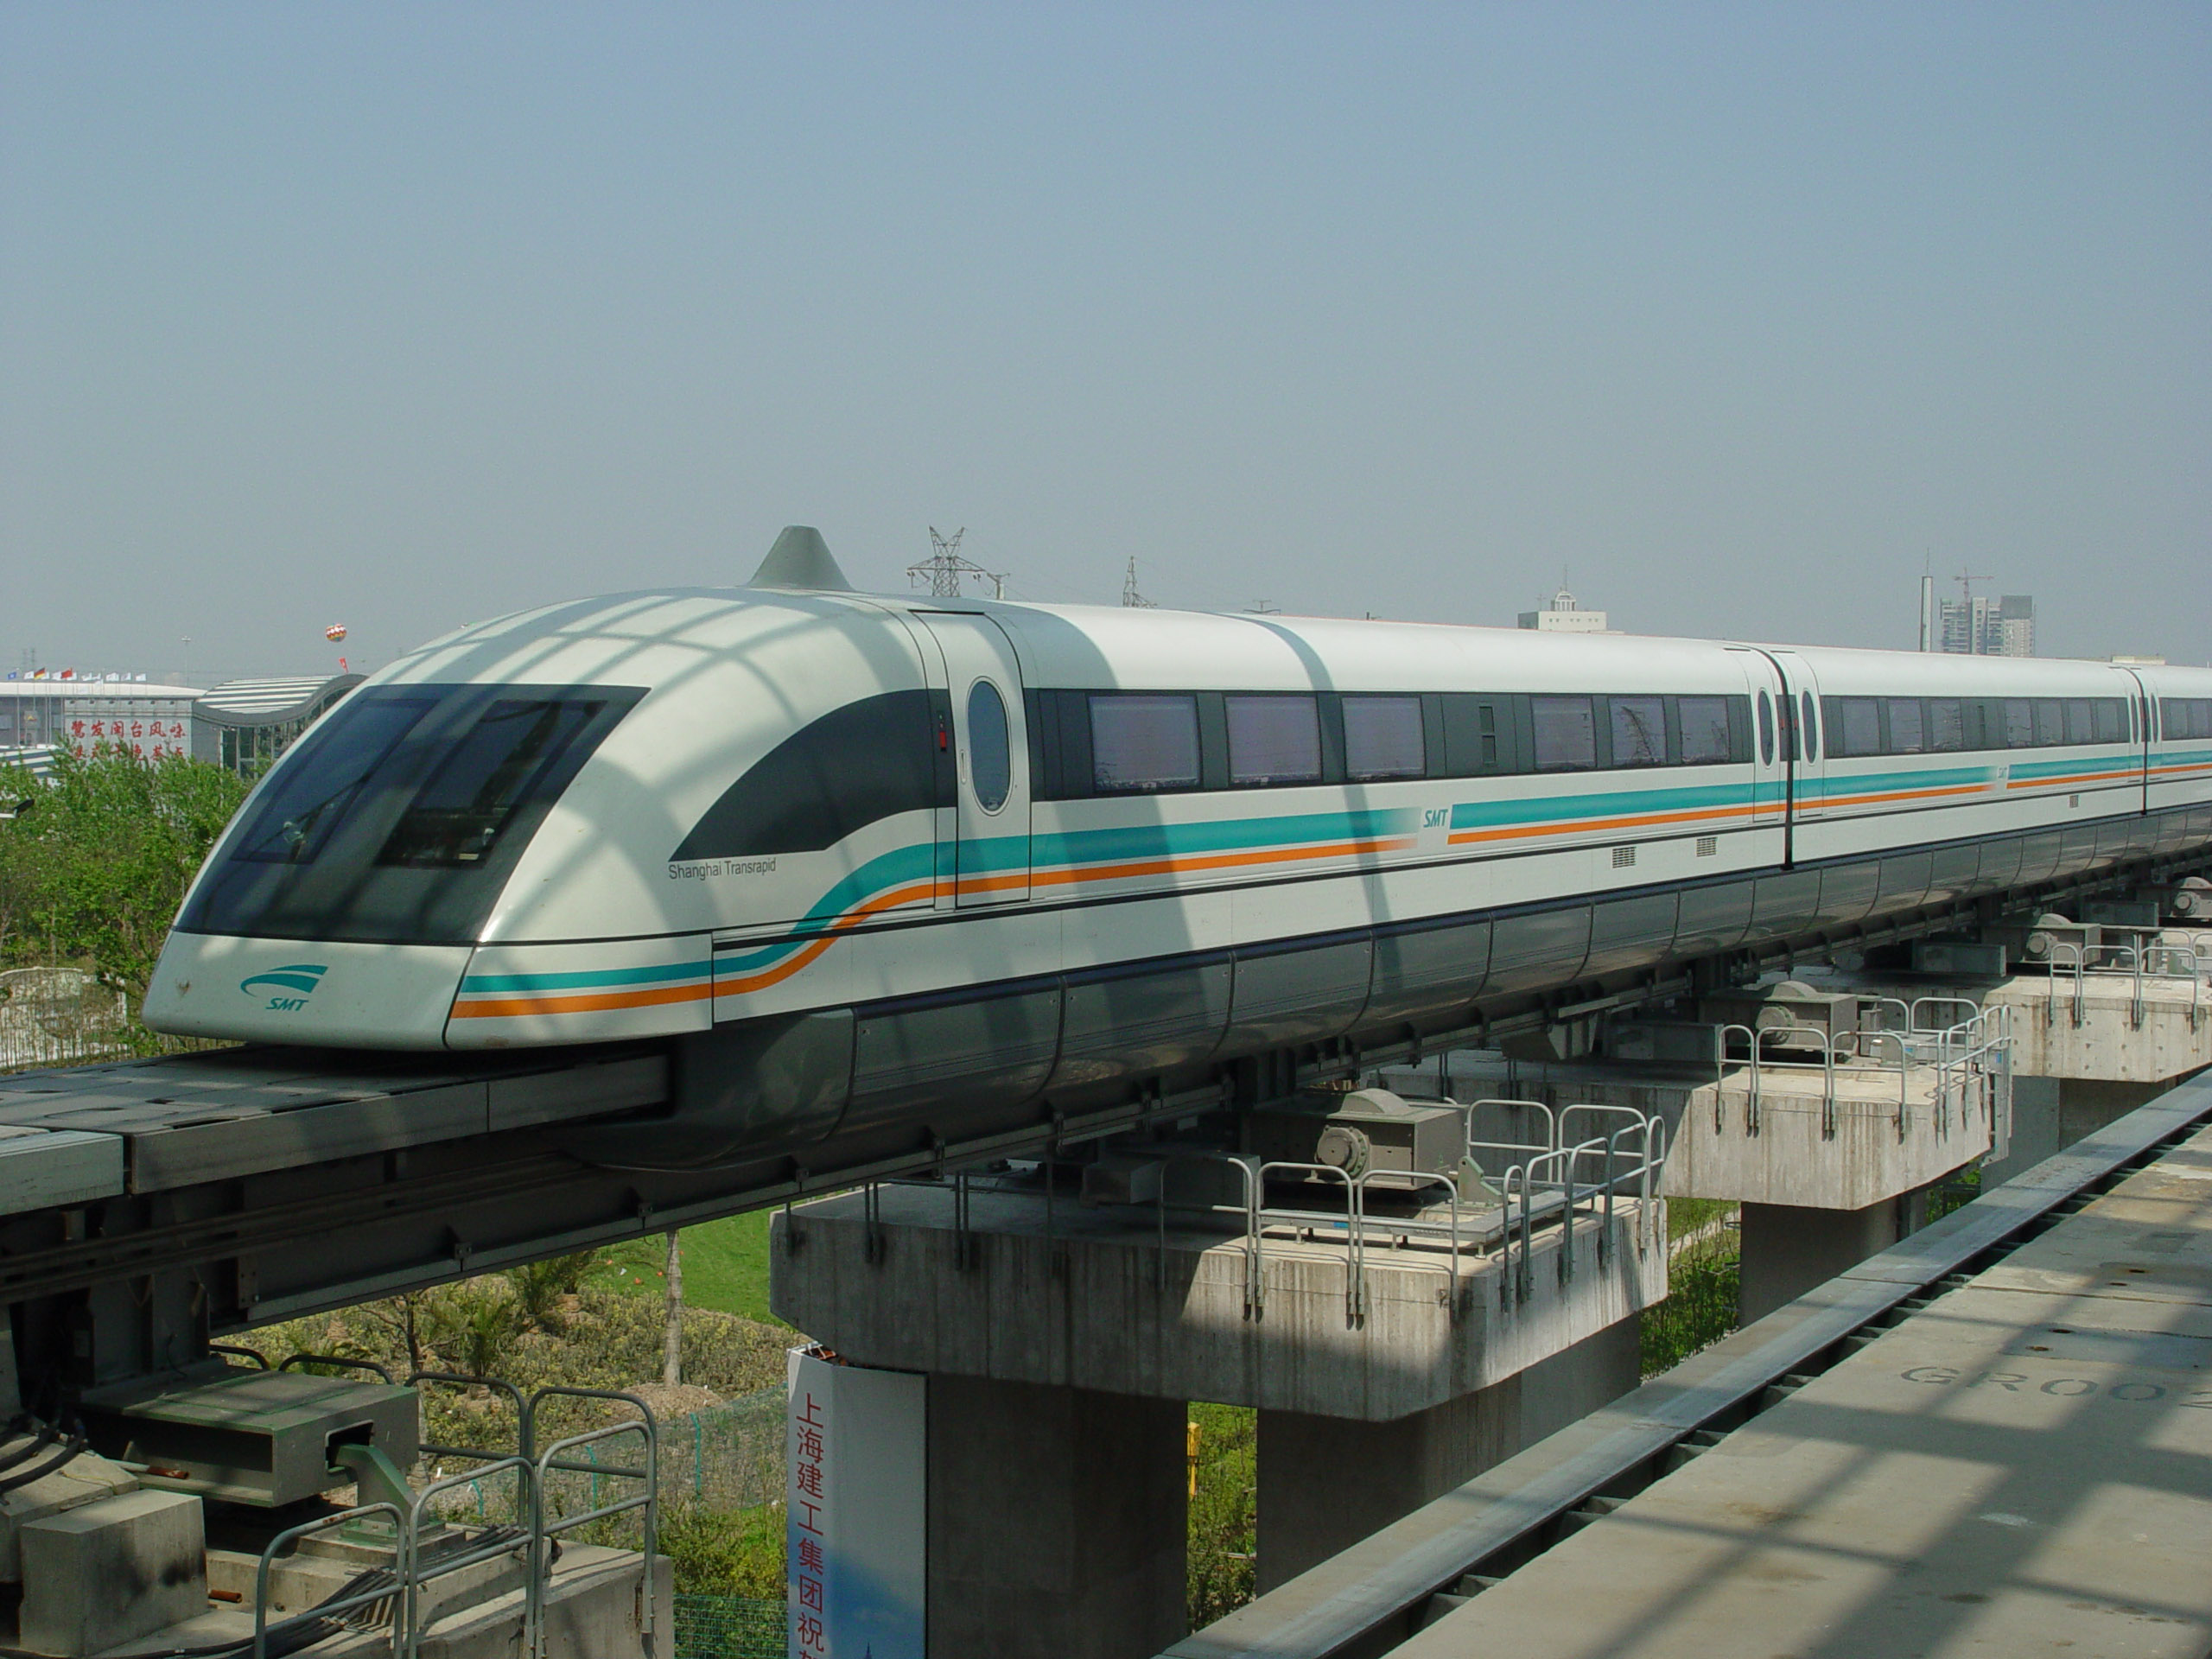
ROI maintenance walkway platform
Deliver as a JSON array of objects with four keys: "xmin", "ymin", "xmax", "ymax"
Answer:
[{"xmin": 1173, "ymin": 1071, "xmax": 2212, "ymax": 1659}]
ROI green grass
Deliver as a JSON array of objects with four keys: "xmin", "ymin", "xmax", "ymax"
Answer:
[
  {"xmin": 591, "ymin": 1211, "xmax": 789, "ymax": 1327},
  {"xmin": 1187, "ymin": 1402, "xmax": 1257, "ymax": 1628}
]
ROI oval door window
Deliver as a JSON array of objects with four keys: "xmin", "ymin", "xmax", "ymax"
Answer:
[
  {"xmin": 968, "ymin": 681, "xmax": 1011, "ymax": 811},
  {"xmin": 1757, "ymin": 691, "xmax": 1775, "ymax": 766},
  {"xmin": 1800, "ymin": 691, "xmax": 1819, "ymax": 760}
]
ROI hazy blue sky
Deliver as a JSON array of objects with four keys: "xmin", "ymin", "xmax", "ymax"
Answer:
[{"xmin": 3, "ymin": 4, "xmax": 2206, "ymax": 683}]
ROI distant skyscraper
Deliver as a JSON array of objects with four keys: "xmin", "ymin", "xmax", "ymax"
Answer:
[{"xmin": 1937, "ymin": 592, "xmax": 2034, "ymax": 657}]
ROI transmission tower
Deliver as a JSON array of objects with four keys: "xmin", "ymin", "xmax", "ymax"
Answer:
[
  {"xmin": 1122, "ymin": 556, "xmax": 1155, "ymax": 608},
  {"xmin": 906, "ymin": 527, "xmax": 1007, "ymax": 600}
]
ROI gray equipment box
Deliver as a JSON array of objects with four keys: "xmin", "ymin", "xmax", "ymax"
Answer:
[
  {"xmin": 1990, "ymin": 915, "xmax": 2100, "ymax": 965},
  {"xmin": 1605, "ymin": 1021, "xmax": 1724, "ymax": 1064},
  {"xmin": 2138, "ymin": 880, "xmax": 2209, "ymax": 919},
  {"xmin": 1245, "ymin": 1089, "xmax": 1465, "ymax": 1190},
  {"xmin": 1700, "ymin": 982, "xmax": 1861, "ymax": 1048},
  {"xmin": 2083, "ymin": 899, "xmax": 2162, "ymax": 929},
  {"xmin": 1081, "ymin": 1153, "xmax": 1166, "ymax": 1206},
  {"xmin": 80, "ymin": 1366, "xmax": 419, "ymax": 1508},
  {"xmin": 1910, "ymin": 938, "xmax": 2008, "ymax": 978}
]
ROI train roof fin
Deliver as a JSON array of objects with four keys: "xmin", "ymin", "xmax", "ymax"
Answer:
[{"xmin": 750, "ymin": 525, "xmax": 854, "ymax": 592}]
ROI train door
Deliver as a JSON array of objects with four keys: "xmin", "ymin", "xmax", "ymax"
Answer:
[
  {"xmin": 1770, "ymin": 651, "xmax": 1828, "ymax": 827},
  {"xmin": 915, "ymin": 612, "xmax": 1032, "ymax": 905},
  {"xmin": 2119, "ymin": 665, "xmax": 2154, "ymax": 815},
  {"xmin": 1730, "ymin": 648, "xmax": 1793, "ymax": 866}
]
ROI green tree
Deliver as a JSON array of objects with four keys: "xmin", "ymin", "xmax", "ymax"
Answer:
[{"xmin": 0, "ymin": 748, "xmax": 247, "ymax": 1004}]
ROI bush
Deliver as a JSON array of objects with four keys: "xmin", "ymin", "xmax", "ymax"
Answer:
[
  {"xmin": 659, "ymin": 1503, "xmax": 786, "ymax": 1598},
  {"xmin": 0, "ymin": 749, "xmax": 247, "ymax": 1003}
]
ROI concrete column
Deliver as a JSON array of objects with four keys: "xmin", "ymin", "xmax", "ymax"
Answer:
[
  {"xmin": 927, "ymin": 1375, "xmax": 1186, "ymax": 1659},
  {"xmin": 1738, "ymin": 1199, "xmax": 1904, "ymax": 1324},
  {"xmin": 1255, "ymin": 1320, "xmax": 1641, "ymax": 1592},
  {"xmin": 1981, "ymin": 1077, "xmax": 2167, "ymax": 1188},
  {"xmin": 2056, "ymin": 1077, "xmax": 2166, "ymax": 1147}
]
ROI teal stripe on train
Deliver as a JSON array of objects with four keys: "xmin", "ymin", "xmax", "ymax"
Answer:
[{"xmin": 461, "ymin": 959, "xmax": 714, "ymax": 995}]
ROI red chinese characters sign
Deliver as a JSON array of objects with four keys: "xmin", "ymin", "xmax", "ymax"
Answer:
[
  {"xmin": 62, "ymin": 700, "xmax": 193, "ymax": 762},
  {"xmin": 786, "ymin": 1345, "xmax": 925, "ymax": 1659}
]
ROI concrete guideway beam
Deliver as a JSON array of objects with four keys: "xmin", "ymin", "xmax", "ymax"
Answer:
[
  {"xmin": 769, "ymin": 1174, "xmax": 1665, "ymax": 1420},
  {"xmin": 1394, "ymin": 1054, "xmax": 1994, "ymax": 1211},
  {"xmin": 1981, "ymin": 972, "xmax": 2212, "ymax": 1083}
]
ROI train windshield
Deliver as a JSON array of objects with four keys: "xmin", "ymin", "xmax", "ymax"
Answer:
[
  {"xmin": 181, "ymin": 682, "xmax": 644, "ymax": 944},
  {"xmin": 232, "ymin": 696, "xmax": 436, "ymax": 863},
  {"xmin": 378, "ymin": 697, "xmax": 610, "ymax": 867}
]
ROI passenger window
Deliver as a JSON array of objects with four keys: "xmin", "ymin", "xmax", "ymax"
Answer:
[
  {"xmin": 1757, "ymin": 693, "xmax": 1774, "ymax": 766},
  {"xmin": 2063, "ymin": 699, "xmax": 2094, "ymax": 745},
  {"xmin": 1343, "ymin": 696, "xmax": 1425, "ymax": 780},
  {"xmin": 1678, "ymin": 697, "xmax": 1732, "ymax": 765},
  {"xmin": 1226, "ymin": 695, "xmax": 1322, "ymax": 785},
  {"xmin": 1927, "ymin": 699, "xmax": 1966, "ymax": 752},
  {"xmin": 1090, "ymin": 694, "xmax": 1201, "ymax": 792},
  {"xmin": 380, "ymin": 698, "xmax": 611, "ymax": 867},
  {"xmin": 2004, "ymin": 700, "xmax": 2036, "ymax": 747},
  {"xmin": 2093, "ymin": 700, "xmax": 2126, "ymax": 744},
  {"xmin": 968, "ymin": 682, "xmax": 1011, "ymax": 811},
  {"xmin": 1836, "ymin": 698, "xmax": 1880, "ymax": 758},
  {"xmin": 1609, "ymin": 697, "xmax": 1665, "ymax": 767},
  {"xmin": 1885, "ymin": 699, "xmax": 1923, "ymax": 754},
  {"xmin": 1801, "ymin": 692, "xmax": 1819, "ymax": 761},
  {"xmin": 2031, "ymin": 699, "xmax": 2063, "ymax": 746},
  {"xmin": 1533, "ymin": 696, "xmax": 1598, "ymax": 772}
]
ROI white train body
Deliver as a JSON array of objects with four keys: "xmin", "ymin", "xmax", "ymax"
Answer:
[{"xmin": 144, "ymin": 541, "xmax": 2212, "ymax": 1160}]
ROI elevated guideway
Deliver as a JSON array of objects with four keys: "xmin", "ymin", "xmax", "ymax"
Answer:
[
  {"xmin": 1166, "ymin": 1069, "xmax": 2212, "ymax": 1659},
  {"xmin": 0, "ymin": 849, "xmax": 2204, "ymax": 1656}
]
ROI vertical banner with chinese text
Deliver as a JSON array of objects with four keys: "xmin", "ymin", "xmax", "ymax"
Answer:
[{"xmin": 787, "ymin": 1344, "xmax": 925, "ymax": 1659}]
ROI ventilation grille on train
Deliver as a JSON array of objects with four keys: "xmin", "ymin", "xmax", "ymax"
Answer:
[{"xmin": 1612, "ymin": 846, "xmax": 1636, "ymax": 868}]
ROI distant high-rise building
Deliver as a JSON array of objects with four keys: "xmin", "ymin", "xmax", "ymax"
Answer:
[
  {"xmin": 1517, "ymin": 586, "xmax": 1612, "ymax": 633},
  {"xmin": 1937, "ymin": 592, "xmax": 2034, "ymax": 657}
]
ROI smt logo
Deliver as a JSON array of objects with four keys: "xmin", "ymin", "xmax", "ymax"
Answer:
[{"xmin": 239, "ymin": 964, "xmax": 329, "ymax": 1012}]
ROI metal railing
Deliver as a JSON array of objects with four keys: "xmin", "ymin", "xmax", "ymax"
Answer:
[
  {"xmin": 1709, "ymin": 1004, "xmax": 2017, "ymax": 1146},
  {"xmin": 401, "ymin": 1459, "xmax": 536, "ymax": 1659},
  {"xmin": 1113, "ymin": 1097, "xmax": 1663, "ymax": 1330},
  {"xmin": 1495, "ymin": 1115, "xmax": 1665, "ymax": 1308},
  {"xmin": 236, "ymin": 1378, "xmax": 661, "ymax": 1659},
  {"xmin": 2045, "ymin": 937, "xmax": 2208, "ymax": 1030},
  {"xmin": 251, "ymin": 1501, "xmax": 405, "ymax": 1659},
  {"xmin": 530, "ymin": 1414, "xmax": 658, "ymax": 1659}
]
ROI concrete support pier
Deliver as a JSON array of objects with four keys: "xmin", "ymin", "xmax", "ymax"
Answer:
[
  {"xmin": 1736, "ymin": 1195, "xmax": 1923, "ymax": 1324},
  {"xmin": 772, "ymin": 1160, "xmax": 1664, "ymax": 1658},
  {"xmin": 1255, "ymin": 1321, "xmax": 1640, "ymax": 1591},
  {"xmin": 928, "ymin": 1376, "xmax": 1186, "ymax": 1659}
]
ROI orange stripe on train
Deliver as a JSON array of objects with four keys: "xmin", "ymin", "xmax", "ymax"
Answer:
[{"xmin": 450, "ymin": 980, "xmax": 714, "ymax": 1019}]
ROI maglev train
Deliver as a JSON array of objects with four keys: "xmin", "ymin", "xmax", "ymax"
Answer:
[{"xmin": 145, "ymin": 529, "xmax": 2212, "ymax": 1166}]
